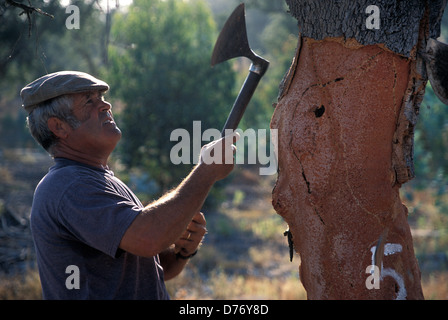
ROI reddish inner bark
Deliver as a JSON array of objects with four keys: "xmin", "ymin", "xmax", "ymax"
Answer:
[{"xmin": 271, "ymin": 37, "xmax": 423, "ymax": 299}]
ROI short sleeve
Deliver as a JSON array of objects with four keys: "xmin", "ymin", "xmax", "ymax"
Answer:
[{"xmin": 57, "ymin": 174, "xmax": 143, "ymax": 258}]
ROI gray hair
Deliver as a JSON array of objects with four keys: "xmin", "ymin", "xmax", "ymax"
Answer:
[{"xmin": 26, "ymin": 95, "xmax": 81, "ymax": 154}]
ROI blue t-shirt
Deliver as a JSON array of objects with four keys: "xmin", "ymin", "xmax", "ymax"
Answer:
[{"xmin": 30, "ymin": 158, "xmax": 169, "ymax": 300}]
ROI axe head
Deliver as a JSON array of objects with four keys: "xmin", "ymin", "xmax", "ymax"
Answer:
[{"xmin": 211, "ymin": 3, "xmax": 269, "ymax": 76}]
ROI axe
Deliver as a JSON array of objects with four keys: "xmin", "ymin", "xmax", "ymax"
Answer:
[{"xmin": 211, "ymin": 3, "xmax": 270, "ymax": 136}]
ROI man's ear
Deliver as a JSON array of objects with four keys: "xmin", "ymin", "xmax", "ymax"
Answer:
[{"xmin": 47, "ymin": 117, "xmax": 70, "ymax": 139}]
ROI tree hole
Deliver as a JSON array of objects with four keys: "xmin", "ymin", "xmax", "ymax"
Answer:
[{"xmin": 314, "ymin": 105, "xmax": 325, "ymax": 118}]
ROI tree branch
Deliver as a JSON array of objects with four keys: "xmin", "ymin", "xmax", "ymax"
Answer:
[{"xmin": 5, "ymin": 0, "xmax": 54, "ymax": 37}]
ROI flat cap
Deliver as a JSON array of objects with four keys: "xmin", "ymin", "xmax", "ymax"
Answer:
[{"xmin": 20, "ymin": 71, "xmax": 109, "ymax": 113}]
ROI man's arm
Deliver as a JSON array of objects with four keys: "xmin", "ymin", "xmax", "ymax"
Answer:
[
  {"xmin": 158, "ymin": 246, "xmax": 187, "ymax": 281},
  {"xmin": 119, "ymin": 133, "xmax": 238, "ymax": 258}
]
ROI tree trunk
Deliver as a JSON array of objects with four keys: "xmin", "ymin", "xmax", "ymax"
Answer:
[{"xmin": 271, "ymin": 0, "xmax": 446, "ymax": 299}]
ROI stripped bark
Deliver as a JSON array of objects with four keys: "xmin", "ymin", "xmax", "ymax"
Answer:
[{"xmin": 271, "ymin": 0, "xmax": 446, "ymax": 299}]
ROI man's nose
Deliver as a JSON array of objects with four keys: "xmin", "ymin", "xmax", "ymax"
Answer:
[{"xmin": 99, "ymin": 100, "xmax": 112, "ymax": 112}]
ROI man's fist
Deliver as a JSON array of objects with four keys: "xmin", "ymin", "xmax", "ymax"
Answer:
[
  {"xmin": 198, "ymin": 132, "xmax": 239, "ymax": 181},
  {"xmin": 174, "ymin": 212, "xmax": 207, "ymax": 258}
]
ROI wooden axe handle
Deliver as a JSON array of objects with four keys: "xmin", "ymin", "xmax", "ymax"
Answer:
[{"xmin": 220, "ymin": 66, "xmax": 264, "ymax": 136}]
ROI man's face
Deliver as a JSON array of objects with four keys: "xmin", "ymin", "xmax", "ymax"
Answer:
[{"xmin": 67, "ymin": 90, "xmax": 122, "ymax": 156}]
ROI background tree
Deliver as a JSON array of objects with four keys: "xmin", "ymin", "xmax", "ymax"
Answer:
[
  {"xmin": 240, "ymin": 0, "xmax": 297, "ymax": 131},
  {"xmin": 0, "ymin": 0, "xmax": 298, "ymax": 200},
  {"xmin": 0, "ymin": 0, "xmax": 107, "ymax": 147},
  {"xmin": 106, "ymin": 0, "xmax": 236, "ymax": 195}
]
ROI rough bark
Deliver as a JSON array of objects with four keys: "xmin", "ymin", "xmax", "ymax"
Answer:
[{"xmin": 271, "ymin": 0, "xmax": 446, "ymax": 299}]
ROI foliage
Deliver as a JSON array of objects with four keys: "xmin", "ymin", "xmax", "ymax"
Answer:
[
  {"xmin": 106, "ymin": 0, "xmax": 236, "ymax": 193},
  {"xmin": 0, "ymin": 0, "xmax": 299, "ymax": 197},
  {"xmin": 212, "ymin": 0, "xmax": 298, "ymax": 132},
  {"xmin": 0, "ymin": 0, "xmax": 107, "ymax": 148},
  {"xmin": 415, "ymin": 83, "xmax": 448, "ymax": 184},
  {"xmin": 0, "ymin": 0, "xmax": 62, "ymax": 88},
  {"xmin": 243, "ymin": 5, "xmax": 297, "ymax": 131},
  {"xmin": 0, "ymin": 0, "xmax": 104, "ymax": 92}
]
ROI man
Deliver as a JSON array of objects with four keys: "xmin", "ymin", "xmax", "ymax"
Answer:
[{"xmin": 21, "ymin": 71, "xmax": 239, "ymax": 299}]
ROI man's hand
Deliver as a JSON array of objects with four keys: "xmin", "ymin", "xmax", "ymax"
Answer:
[
  {"xmin": 198, "ymin": 132, "xmax": 240, "ymax": 181},
  {"xmin": 174, "ymin": 212, "xmax": 207, "ymax": 258}
]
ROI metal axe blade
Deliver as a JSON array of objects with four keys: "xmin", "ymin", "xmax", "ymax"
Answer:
[{"xmin": 211, "ymin": 3, "xmax": 269, "ymax": 136}]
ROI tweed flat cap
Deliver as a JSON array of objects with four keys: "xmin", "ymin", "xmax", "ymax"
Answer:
[{"xmin": 20, "ymin": 71, "xmax": 109, "ymax": 113}]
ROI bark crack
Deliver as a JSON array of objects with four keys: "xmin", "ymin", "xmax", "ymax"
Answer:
[
  {"xmin": 289, "ymin": 141, "xmax": 312, "ymax": 195},
  {"xmin": 314, "ymin": 207, "xmax": 325, "ymax": 225},
  {"xmin": 392, "ymin": 57, "xmax": 398, "ymax": 115},
  {"xmin": 302, "ymin": 76, "xmax": 345, "ymax": 98},
  {"xmin": 289, "ymin": 133, "xmax": 326, "ymax": 225},
  {"xmin": 301, "ymin": 170, "xmax": 311, "ymax": 194}
]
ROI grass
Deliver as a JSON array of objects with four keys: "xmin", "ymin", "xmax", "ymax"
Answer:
[
  {"xmin": 167, "ymin": 269, "xmax": 306, "ymax": 300},
  {"xmin": 421, "ymin": 272, "xmax": 448, "ymax": 300},
  {"xmin": 0, "ymin": 269, "xmax": 42, "ymax": 300},
  {"xmin": 2, "ymin": 268, "xmax": 446, "ymax": 300}
]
